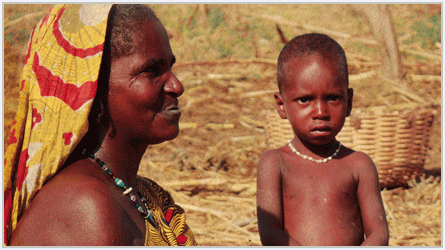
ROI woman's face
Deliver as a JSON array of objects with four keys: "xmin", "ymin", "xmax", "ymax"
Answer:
[{"xmin": 107, "ymin": 19, "xmax": 184, "ymax": 144}]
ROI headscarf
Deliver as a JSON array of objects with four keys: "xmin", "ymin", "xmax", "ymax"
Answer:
[{"xmin": 4, "ymin": 4, "xmax": 112, "ymax": 244}]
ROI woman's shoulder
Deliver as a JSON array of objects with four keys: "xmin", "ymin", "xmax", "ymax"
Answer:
[{"xmin": 10, "ymin": 159, "xmax": 126, "ymax": 245}]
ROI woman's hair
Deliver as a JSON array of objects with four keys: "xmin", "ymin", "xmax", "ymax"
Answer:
[
  {"xmin": 277, "ymin": 33, "xmax": 348, "ymax": 93},
  {"xmin": 109, "ymin": 4, "xmax": 159, "ymax": 60}
]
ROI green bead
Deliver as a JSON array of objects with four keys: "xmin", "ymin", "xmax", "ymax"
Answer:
[{"xmin": 115, "ymin": 178, "xmax": 125, "ymax": 188}]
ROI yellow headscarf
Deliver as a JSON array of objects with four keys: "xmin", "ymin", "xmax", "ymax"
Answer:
[
  {"xmin": 4, "ymin": 4, "xmax": 197, "ymax": 246},
  {"xmin": 4, "ymin": 4, "xmax": 112, "ymax": 244}
]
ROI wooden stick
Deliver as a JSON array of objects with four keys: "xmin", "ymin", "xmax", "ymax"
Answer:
[
  {"xmin": 4, "ymin": 10, "xmax": 47, "ymax": 29},
  {"xmin": 177, "ymin": 203, "xmax": 256, "ymax": 237},
  {"xmin": 386, "ymin": 81, "xmax": 426, "ymax": 103},
  {"xmin": 175, "ymin": 58, "xmax": 277, "ymax": 68},
  {"xmin": 239, "ymin": 121, "xmax": 264, "ymax": 133},
  {"xmin": 162, "ymin": 178, "xmax": 227, "ymax": 188},
  {"xmin": 256, "ymin": 14, "xmax": 349, "ymax": 39},
  {"xmin": 239, "ymin": 116, "xmax": 266, "ymax": 128},
  {"xmin": 241, "ymin": 89, "xmax": 276, "ymax": 98},
  {"xmin": 401, "ymin": 48, "xmax": 441, "ymax": 61},
  {"xmin": 205, "ymin": 123, "xmax": 235, "ymax": 130},
  {"xmin": 179, "ymin": 122, "xmax": 198, "ymax": 129},
  {"xmin": 234, "ymin": 217, "xmax": 257, "ymax": 227},
  {"xmin": 230, "ymin": 135, "xmax": 258, "ymax": 142},
  {"xmin": 207, "ymin": 73, "xmax": 242, "ymax": 80},
  {"xmin": 408, "ymin": 74, "xmax": 441, "ymax": 82},
  {"xmin": 255, "ymin": 13, "xmax": 379, "ymax": 46},
  {"xmin": 349, "ymin": 70, "xmax": 378, "ymax": 81}
]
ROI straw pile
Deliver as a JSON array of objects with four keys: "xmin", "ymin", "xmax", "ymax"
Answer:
[{"xmin": 382, "ymin": 175, "xmax": 441, "ymax": 246}]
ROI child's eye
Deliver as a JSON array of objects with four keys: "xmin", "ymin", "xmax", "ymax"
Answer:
[
  {"xmin": 297, "ymin": 97, "xmax": 311, "ymax": 104},
  {"xmin": 327, "ymin": 95, "xmax": 341, "ymax": 102}
]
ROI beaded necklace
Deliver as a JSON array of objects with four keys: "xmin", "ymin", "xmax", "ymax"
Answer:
[
  {"xmin": 288, "ymin": 141, "xmax": 342, "ymax": 163},
  {"xmin": 83, "ymin": 150, "xmax": 153, "ymax": 221}
]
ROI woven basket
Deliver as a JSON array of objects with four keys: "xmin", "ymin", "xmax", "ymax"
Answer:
[{"xmin": 265, "ymin": 105, "xmax": 436, "ymax": 189}]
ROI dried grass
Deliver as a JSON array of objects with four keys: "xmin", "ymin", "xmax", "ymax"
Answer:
[{"xmin": 383, "ymin": 175, "xmax": 441, "ymax": 246}]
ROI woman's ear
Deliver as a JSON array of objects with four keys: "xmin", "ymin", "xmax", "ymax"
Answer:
[{"xmin": 274, "ymin": 92, "xmax": 287, "ymax": 119}]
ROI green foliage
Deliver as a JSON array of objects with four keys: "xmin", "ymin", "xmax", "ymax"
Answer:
[
  {"xmin": 351, "ymin": 42, "xmax": 379, "ymax": 55},
  {"xmin": 11, "ymin": 10, "xmax": 25, "ymax": 21},
  {"xmin": 207, "ymin": 7, "xmax": 226, "ymax": 31},
  {"xmin": 5, "ymin": 30, "xmax": 29, "ymax": 46},
  {"xmin": 407, "ymin": 14, "xmax": 441, "ymax": 49},
  {"xmin": 217, "ymin": 44, "xmax": 233, "ymax": 59}
]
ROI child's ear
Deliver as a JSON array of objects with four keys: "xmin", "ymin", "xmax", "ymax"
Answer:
[
  {"xmin": 274, "ymin": 92, "xmax": 287, "ymax": 119},
  {"xmin": 346, "ymin": 88, "xmax": 353, "ymax": 117}
]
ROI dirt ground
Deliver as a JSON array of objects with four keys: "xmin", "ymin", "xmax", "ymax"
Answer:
[{"xmin": 3, "ymin": 4, "xmax": 441, "ymax": 246}]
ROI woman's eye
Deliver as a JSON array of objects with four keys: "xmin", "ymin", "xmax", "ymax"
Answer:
[
  {"xmin": 143, "ymin": 61, "xmax": 164, "ymax": 76},
  {"xmin": 143, "ymin": 67, "xmax": 160, "ymax": 75}
]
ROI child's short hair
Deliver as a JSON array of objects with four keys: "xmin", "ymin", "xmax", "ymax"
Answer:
[{"xmin": 277, "ymin": 33, "xmax": 348, "ymax": 93}]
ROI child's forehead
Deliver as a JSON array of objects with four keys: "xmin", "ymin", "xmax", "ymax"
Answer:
[
  {"xmin": 289, "ymin": 52, "xmax": 336, "ymax": 68},
  {"xmin": 286, "ymin": 54, "xmax": 344, "ymax": 78},
  {"xmin": 282, "ymin": 54, "xmax": 348, "ymax": 90}
]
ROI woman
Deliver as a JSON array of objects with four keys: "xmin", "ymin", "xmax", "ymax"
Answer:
[{"xmin": 4, "ymin": 4, "xmax": 197, "ymax": 246}]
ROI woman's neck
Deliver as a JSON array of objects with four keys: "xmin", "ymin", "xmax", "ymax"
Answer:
[{"xmin": 94, "ymin": 135, "xmax": 149, "ymax": 188}]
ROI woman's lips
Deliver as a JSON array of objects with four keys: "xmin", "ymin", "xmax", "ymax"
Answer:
[{"xmin": 163, "ymin": 104, "xmax": 181, "ymax": 117}]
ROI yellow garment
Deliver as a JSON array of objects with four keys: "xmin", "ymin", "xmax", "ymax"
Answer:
[
  {"xmin": 137, "ymin": 176, "xmax": 197, "ymax": 246},
  {"xmin": 4, "ymin": 4, "xmax": 197, "ymax": 246}
]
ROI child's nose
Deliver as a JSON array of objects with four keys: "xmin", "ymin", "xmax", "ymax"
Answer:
[
  {"xmin": 164, "ymin": 71, "xmax": 184, "ymax": 97},
  {"xmin": 314, "ymin": 100, "xmax": 329, "ymax": 118}
]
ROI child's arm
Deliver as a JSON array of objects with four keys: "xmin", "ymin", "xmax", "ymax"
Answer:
[
  {"xmin": 355, "ymin": 153, "xmax": 390, "ymax": 246},
  {"xmin": 256, "ymin": 150, "xmax": 301, "ymax": 246}
]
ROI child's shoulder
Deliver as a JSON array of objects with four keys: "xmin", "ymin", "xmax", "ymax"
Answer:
[
  {"xmin": 341, "ymin": 146, "xmax": 376, "ymax": 171},
  {"xmin": 258, "ymin": 145, "xmax": 290, "ymax": 168},
  {"xmin": 343, "ymin": 146, "xmax": 373, "ymax": 161},
  {"xmin": 260, "ymin": 144, "xmax": 288, "ymax": 161}
]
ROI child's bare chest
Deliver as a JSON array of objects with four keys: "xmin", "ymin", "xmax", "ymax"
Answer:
[
  {"xmin": 280, "ymin": 160, "xmax": 360, "ymax": 214},
  {"xmin": 280, "ymin": 161, "xmax": 364, "ymax": 245}
]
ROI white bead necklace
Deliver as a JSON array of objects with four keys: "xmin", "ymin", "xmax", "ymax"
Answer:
[{"xmin": 288, "ymin": 141, "xmax": 342, "ymax": 163}]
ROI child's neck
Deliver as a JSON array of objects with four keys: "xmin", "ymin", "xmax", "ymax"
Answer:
[{"xmin": 293, "ymin": 137, "xmax": 340, "ymax": 158}]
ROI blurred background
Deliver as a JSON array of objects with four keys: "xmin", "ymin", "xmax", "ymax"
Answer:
[{"xmin": 4, "ymin": 4, "xmax": 441, "ymax": 246}]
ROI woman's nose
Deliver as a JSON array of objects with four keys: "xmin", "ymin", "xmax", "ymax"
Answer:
[{"xmin": 164, "ymin": 71, "xmax": 184, "ymax": 97}]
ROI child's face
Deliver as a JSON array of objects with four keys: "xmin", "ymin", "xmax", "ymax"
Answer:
[{"xmin": 275, "ymin": 53, "xmax": 352, "ymax": 146}]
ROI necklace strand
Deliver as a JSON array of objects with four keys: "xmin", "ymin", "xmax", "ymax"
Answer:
[
  {"xmin": 83, "ymin": 150, "xmax": 153, "ymax": 220},
  {"xmin": 288, "ymin": 142, "xmax": 342, "ymax": 163}
]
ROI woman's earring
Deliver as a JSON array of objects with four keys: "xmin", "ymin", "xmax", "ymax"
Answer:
[{"xmin": 280, "ymin": 106, "xmax": 284, "ymax": 110}]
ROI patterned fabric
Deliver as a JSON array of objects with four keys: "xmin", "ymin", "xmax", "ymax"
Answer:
[
  {"xmin": 4, "ymin": 4, "xmax": 197, "ymax": 246},
  {"xmin": 137, "ymin": 176, "xmax": 197, "ymax": 246}
]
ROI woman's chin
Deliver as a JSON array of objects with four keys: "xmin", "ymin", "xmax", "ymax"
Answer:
[{"xmin": 149, "ymin": 126, "xmax": 180, "ymax": 145}]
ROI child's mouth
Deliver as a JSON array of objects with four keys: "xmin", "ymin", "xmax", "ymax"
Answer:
[{"xmin": 311, "ymin": 127, "xmax": 331, "ymax": 136}]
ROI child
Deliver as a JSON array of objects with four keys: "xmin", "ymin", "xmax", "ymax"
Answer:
[{"xmin": 256, "ymin": 33, "xmax": 389, "ymax": 246}]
